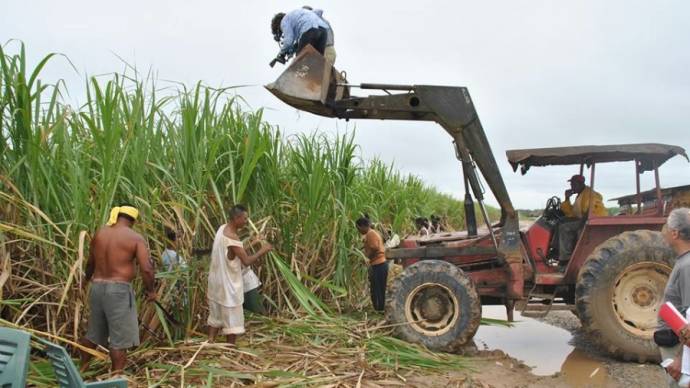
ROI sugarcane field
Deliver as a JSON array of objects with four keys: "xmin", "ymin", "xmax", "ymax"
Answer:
[{"xmin": 3, "ymin": 2, "xmax": 690, "ymax": 388}]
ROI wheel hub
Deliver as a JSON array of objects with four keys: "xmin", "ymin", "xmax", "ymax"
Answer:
[
  {"xmin": 405, "ymin": 283, "xmax": 460, "ymax": 336},
  {"xmin": 612, "ymin": 261, "xmax": 671, "ymax": 336},
  {"xmin": 631, "ymin": 285, "xmax": 654, "ymax": 307}
]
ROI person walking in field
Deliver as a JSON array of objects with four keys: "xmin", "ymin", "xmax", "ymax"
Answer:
[
  {"xmin": 356, "ymin": 215, "xmax": 388, "ymax": 312},
  {"xmin": 658, "ymin": 208, "xmax": 690, "ymax": 386},
  {"xmin": 207, "ymin": 205, "xmax": 272, "ymax": 344},
  {"xmin": 79, "ymin": 204, "xmax": 157, "ymax": 373}
]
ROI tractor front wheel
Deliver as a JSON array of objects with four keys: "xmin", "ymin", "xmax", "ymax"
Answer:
[
  {"xmin": 575, "ymin": 230, "xmax": 674, "ymax": 362},
  {"xmin": 385, "ymin": 260, "xmax": 481, "ymax": 352}
]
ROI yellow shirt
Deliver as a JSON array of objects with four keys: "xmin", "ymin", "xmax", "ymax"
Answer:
[{"xmin": 561, "ymin": 186, "xmax": 607, "ymax": 218}]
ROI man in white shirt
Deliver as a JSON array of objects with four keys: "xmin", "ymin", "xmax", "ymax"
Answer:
[{"xmin": 207, "ymin": 205, "xmax": 272, "ymax": 344}]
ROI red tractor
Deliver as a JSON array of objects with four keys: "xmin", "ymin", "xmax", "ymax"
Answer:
[{"xmin": 267, "ymin": 47, "xmax": 689, "ymax": 361}]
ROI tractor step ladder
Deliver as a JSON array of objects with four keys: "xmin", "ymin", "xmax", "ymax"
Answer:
[{"xmin": 518, "ymin": 286, "xmax": 574, "ymax": 318}]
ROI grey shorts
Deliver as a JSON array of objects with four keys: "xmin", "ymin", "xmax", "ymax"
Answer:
[{"xmin": 85, "ymin": 281, "xmax": 139, "ymax": 350}]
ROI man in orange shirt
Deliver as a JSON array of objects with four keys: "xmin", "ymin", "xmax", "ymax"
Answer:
[{"xmin": 356, "ymin": 215, "xmax": 388, "ymax": 311}]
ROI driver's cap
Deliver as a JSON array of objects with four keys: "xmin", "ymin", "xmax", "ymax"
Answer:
[{"xmin": 568, "ymin": 174, "xmax": 585, "ymax": 183}]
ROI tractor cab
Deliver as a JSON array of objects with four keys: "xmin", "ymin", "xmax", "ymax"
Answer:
[{"xmin": 507, "ymin": 143, "xmax": 688, "ymax": 277}]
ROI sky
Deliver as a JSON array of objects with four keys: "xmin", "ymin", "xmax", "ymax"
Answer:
[{"xmin": 3, "ymin": 0, "xmax": 689, "ymax": 209}]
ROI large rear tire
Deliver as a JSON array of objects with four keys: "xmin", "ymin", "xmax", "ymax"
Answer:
[
  {"xmin": 385, "ymin": 260, "xmax": 481, "ymax": 352},
  {"xmin": 575, "ymin": 230, "xmax": 674, "ymax": 362}
]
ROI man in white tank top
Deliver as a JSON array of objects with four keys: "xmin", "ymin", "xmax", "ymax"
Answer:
[{"xmin": 207, "ymin": 205, "xmax": 272, "ymax": 344}]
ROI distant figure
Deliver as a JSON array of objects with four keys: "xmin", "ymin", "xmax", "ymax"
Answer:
[
  {"xmin": 383, "ymin": 225, "xmax": 401, "ymax": 249},
  {"xmin": 558, "ymin": 174, "xmax": 606, "ymax": 265},
  {"xmin": 207, "ymin": 205, "xmax": 272, "ymax": 344},
  {"xmin": 162, "ymin": 227, "xmax": 188, "ymax": 332},
  {"xmin": 415, "ymin": 217, "xmax": 430, "ymax": 237},
  {"xmin": 162, "ymin": 227, "xmax": 187, "ymax": 271},
  {"xmin": 270, "ymin": 8, "xmax": 329, "ymax": 66},
  {"xmin": 430, "ymin": 215, "xmax": 444, "ymax": 234},
  {"xmin": 356, "ymin": 215, "xmax": 388, "ymax": 312},
  {"xmin": 79, "ymin": 205, "xmax": 156, "ymax": 373},
  {"xmin": 303, "ymin": 6, "xmax": 336, "ymax": 63}
]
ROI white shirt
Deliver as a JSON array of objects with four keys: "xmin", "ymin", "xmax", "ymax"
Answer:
[
  {"xmin": 206, "ymin": 225, "xmax": 244, "ymax": 307},
  {"xmin": 242, "ymin": 267, "xmax": 261, "ymax": 292}
]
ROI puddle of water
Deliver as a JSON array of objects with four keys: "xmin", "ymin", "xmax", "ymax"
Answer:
[
  {"xmin": 474, "ymin": 306, "xmax": 611, "ymax": 386},
  {"xmin": 561, "ymin": 349, "xmax": 609, "ymax": 387}
]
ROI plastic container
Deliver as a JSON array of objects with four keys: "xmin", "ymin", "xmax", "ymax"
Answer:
[{"xmin": 659, "ymin": 301, "xmax": 688, "ymax": 335}]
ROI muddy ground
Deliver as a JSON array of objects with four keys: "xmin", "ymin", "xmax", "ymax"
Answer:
[{"xmin": 411, "ymin": 311, "xmax": 666, "ymax": 388}]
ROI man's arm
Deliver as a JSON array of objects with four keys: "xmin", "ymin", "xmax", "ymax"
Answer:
[
  {"xmin": 675, "ymin": 265, "xmax": 690, "ymax": 349},
  {"xmin": 135, "ymin": 237, "xmax": 156, "ymax": 301},
  {"xmin": 230, "ymin": 243, "xmax": 273, "ymax": 266},
  {"xmin": 561, "ymin": 192, "xmax": 575, "ymax": 217},
  {"xmin": 279, "ymin": 16, "xmax": 295, "ymax": 56}
]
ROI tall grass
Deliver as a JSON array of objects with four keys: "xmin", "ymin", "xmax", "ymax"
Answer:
[{"xmin": 0, "ymin": 43, "xmax": 483, "ymax": 342}]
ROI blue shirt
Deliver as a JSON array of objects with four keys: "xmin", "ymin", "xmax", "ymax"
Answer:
[
  {"xmin": 162, "ymin": 248, "xmax": 187, "ymax": 271},
  {"xmin": 279, "ymin": 8, "xmax": 328, "ymax": 56}
]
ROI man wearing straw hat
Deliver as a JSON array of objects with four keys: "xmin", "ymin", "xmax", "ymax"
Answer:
[
  {"xmin": 78, "ymin": 204, "xmax": 157, "ymax": 373},
  {"xmin": 207, "ymin": 204, "xmax": 272, "ymax": 344}
]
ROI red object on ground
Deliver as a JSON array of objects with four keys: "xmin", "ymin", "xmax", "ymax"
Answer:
[{"xmin": 659, "ymin": 301, "xmax": 688, "ymax": 335}]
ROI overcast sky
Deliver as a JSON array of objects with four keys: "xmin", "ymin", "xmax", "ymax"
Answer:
[{"xmin": 3, "ymin": 0, "xmax": 689, "ymax": 209}]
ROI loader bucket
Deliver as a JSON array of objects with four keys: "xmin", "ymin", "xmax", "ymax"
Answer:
[{"xmin": 265, "ymin": 45, "xmax": 348, "ymax": 117}]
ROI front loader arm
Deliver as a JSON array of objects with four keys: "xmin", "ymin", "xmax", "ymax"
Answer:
[{"xmin": 265, "ymin": 46, "xmax": 521, "ymax": 257}]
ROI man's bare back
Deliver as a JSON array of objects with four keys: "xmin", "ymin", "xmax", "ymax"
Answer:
[
  {"xmin": 80, "ymin": 212, "xmax": 156, "ymax": 373},
  {"xmin": 89, "ymin": 224, "xmax": 149, "ymax": 283}
]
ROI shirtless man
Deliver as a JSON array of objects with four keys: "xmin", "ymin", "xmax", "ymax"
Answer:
[
  {"xmin": 207, "ymin": 204, "xmax": 272, "ymax": 344},
  {"xmin": 78, "ymin": 205, "xmax": 156, "ymax": 372}
]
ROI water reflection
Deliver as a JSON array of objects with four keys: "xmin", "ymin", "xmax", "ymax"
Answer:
[{"xmin": 474, "ymin": 305, "xmax": 611, "ymax": 386}]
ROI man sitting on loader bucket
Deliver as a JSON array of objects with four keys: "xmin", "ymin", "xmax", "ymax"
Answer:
[{"xmin": 270, "ymin": 9, "xmax": 329, "ymax": 67}]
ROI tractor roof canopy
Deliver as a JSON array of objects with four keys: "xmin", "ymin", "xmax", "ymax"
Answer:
[{"xmin": 506, "ymin": 143, "xmax": 688, "ymax": 175}]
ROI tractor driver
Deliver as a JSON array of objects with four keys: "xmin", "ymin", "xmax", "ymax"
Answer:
[{"xmin": 557, "ymin": 174, "xmax": 607, "ymax": 266}]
